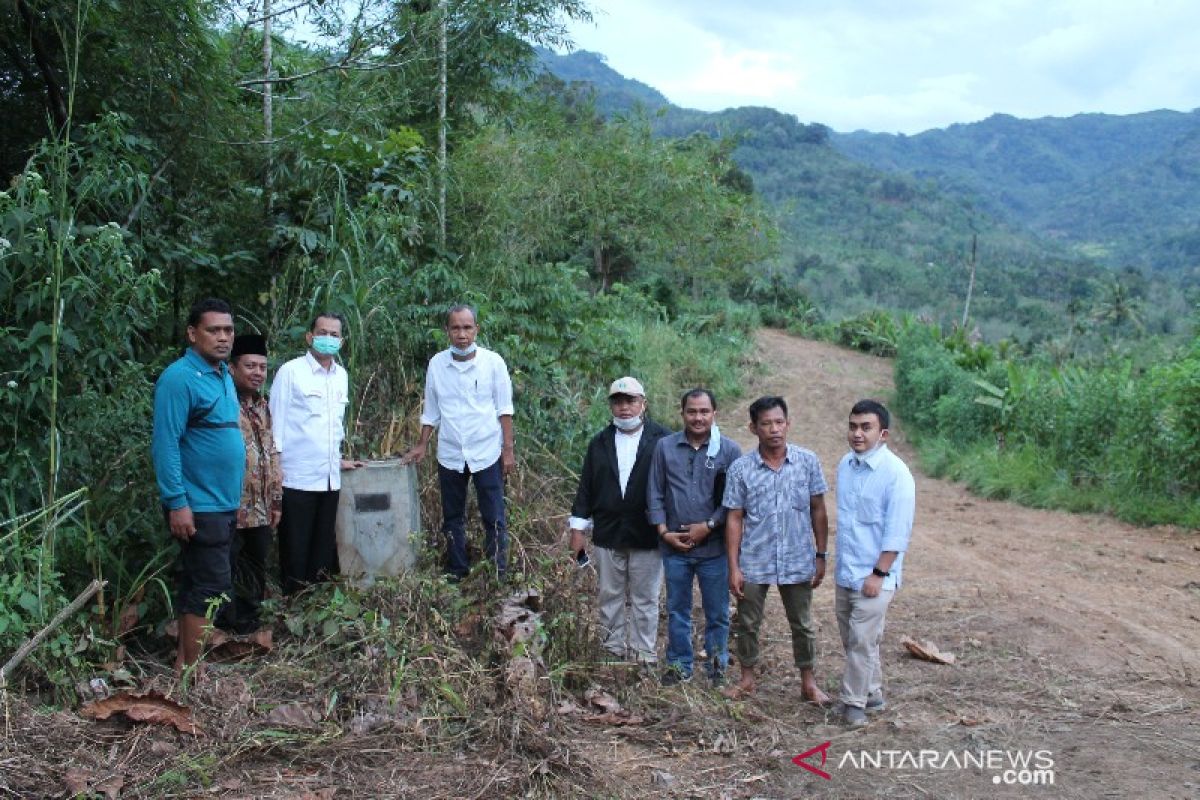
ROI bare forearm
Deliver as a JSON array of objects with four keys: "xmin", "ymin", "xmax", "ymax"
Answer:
[
  {"xmin": 499, "ymin": 415, "xmax": 514, "ymax": 451},
  {"xmin": 810, "ymin": 495, "xmax": 828, "ymax": 553},
  {"xmin": 725, "ymin": 511, "xmax": 744, "ymax": 567},
  {"xmin": 417, "ymin": 424, "xmax": 434, "ymax": 447}
]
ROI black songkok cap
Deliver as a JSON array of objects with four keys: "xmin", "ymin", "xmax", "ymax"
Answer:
[{"xmin": 230, "ymin": 333, "xmax": 268, "ymax": 359}]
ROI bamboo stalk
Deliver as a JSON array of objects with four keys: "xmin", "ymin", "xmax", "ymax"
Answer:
[{"xmin": 0, "ymin": 579, "xmax": 106, "ymax": 685}]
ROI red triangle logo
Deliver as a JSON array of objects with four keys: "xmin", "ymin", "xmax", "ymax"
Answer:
[{"xmin": 792, "ymin": 741, "xmax": 833, "ymax": 780}]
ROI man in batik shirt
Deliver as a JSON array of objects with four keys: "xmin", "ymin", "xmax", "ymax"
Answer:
[{"xmin": 224, "ymin": 333, "xmax": 282, "ymax": 634}]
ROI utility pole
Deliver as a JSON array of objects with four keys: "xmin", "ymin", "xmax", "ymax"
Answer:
[{"xmin": 961, "ymin": 233, "xmax": 977, "ymax": 329}]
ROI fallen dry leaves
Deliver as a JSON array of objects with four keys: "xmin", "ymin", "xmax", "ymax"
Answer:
[
  {"xmin": 901, "ymin": 636, "xmax": 957, "ymax": 665},
  {"xmin": 209, "ymin": 628, "xmax": 274, "ymax": 662},
  {"xmin": 63, "ymin": 768, "xmax": 124, "ymax": 799},
  {"xmin": 79, "ymin": 690, "xmax": 200, "ymax": 735},
  {"xmin": 556, "ymin": 687, "xmax": 644, "ymax": 726}
]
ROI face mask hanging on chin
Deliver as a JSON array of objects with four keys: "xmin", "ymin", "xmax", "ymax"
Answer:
[{"xmin": 612, "ymin": 415, "xmax": 643, "ymax": 432}]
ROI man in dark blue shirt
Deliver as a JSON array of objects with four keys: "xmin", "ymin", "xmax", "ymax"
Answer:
[
  {"xmin": 152, "ymin": 298, "xmax": 245, "ymax": 675},
  {"xmin": 647, "ymin": 388, "xmax": 742, "ymax": 686}
]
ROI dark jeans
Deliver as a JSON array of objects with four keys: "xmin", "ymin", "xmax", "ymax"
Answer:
[
  {"xmin": 278, "ymin": 488, "xmax": 340, "ymax": 595},
  {"xmin": 663, "ymin": 550, "xmax": 730, "ymax": 678},
  {"xmin": 438, "ymin": 458, "xmax": 507, "ymax": 579},
  {"xmin": 171, "ymin": 510, "xmax": 235, "ymax": 617},
  {"xmin": 220, "ymin": 525, "xmax": 272, "ymax": 634}
]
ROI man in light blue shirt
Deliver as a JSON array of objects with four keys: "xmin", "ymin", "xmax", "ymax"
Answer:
[{"xmin": 834, "ymin": 399, "xmax": 916, "ymax": 728}]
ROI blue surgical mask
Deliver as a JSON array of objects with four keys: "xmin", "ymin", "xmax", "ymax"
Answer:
[
  {"xmin": 450, "ymin": 342, "xmax": 477, "ymax": 357},
  {"xmin": 312, "ymin": 335, "xmax": 342, "ymax": 356},
  {"xmin": 612, "ymin": 415, "xmax": 643, "ymax": 432}
]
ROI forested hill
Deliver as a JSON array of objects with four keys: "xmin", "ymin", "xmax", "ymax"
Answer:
[
  {"xmin": 538, "ymin": 50, "xmax": 1200, "ymax": 286},
  {"xmin": 835, "ymin": 110, "xmax": 1200, "ymax": 280},
  {"xmin": 536, "ymin": 48, "xmax": 1144, "ymax": 341}
]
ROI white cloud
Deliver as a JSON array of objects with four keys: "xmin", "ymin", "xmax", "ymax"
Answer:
[
  {"xmin": 661, "ymin": 42, "xmax": 801, "ymax": 103},
  {"xmin": 565, "ymin": 0, "xmax": 1200, "ymax": 133}
]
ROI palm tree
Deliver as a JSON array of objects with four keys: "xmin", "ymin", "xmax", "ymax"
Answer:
[{"xmin": 1091, "ymin": 279, "xmax": 1144, "ymax": 338}]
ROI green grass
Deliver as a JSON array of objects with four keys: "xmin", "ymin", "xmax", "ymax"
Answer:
[{"xmin": 913, "ymin": 435, "xmax": 1200, "ymax": 528}]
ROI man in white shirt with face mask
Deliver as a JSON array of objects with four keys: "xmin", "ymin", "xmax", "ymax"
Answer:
[
  {"xmin": 568, "ymin": 377, "xmax": 671, "ymax": 664},
  {"xmin": 269, "ymin": 312, "xmax": 363, "ymax": 595},
  {"xmin": 403, "ymin": 305, "xmax": 515, "ymax": 581}
]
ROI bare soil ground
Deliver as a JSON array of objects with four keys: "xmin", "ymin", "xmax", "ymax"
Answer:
[
  {"xmin": 3, "ymin": 330, "xmax": 1198, "ymax": 799},
  {"xmin": 563, "ymin": 331, "xmax": 1200, "ymax": 799}
]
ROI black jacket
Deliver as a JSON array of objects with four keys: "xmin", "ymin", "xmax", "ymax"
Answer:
[{"xmin": 571, "ymin": 419, "xmax": 671, "ymax": 550}]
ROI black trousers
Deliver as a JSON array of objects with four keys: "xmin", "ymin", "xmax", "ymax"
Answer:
[
  {"xmin": 278, "ymin": 488, "xmax": 340, "ymax": 595},
  {"xmin": 220, "ymin": 524, "xmax": 272, "ymax": 633}
]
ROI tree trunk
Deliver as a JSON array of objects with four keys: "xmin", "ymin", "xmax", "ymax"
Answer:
[
  {"xmin": 262, "ymin": 0, "xmax": 274, "ymax": 221},
  {"xmin": 15, "ymin": 0, "xmax": 69, "ymax": 132},
  {"xmin": 437, "ymin": 0, "xmax": 448, "ymax": 250}
]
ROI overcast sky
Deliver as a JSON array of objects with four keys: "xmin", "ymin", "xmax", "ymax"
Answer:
[{"xmin": 562, "ymin": 0, "xmax": 1200, "ymax": 134}]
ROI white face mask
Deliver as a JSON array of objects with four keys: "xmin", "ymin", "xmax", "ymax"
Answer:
[
  {"xmin": 855, "ymin": 440, "xmax": 887, "ymax": 460},
  {"xmin": 449, "ymin": 342, "xmax": 477, "ymax": 357},
  {"xmin": 612, "ymin": 415, "xmax": 643, "ymax": 432}
]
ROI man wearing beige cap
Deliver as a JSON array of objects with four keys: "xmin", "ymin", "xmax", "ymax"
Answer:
[{"xmin": 569, "ymin": 377, "xmax": 670, "ymax": 664}]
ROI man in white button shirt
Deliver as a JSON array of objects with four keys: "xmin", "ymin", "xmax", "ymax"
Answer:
[
  {"xmin": 402, "ymin": 305, "xmax": 515, "ymax": 581},
  {"xmin": 269, "ymin": 312, "xmax": 363, "ymax": 595}
]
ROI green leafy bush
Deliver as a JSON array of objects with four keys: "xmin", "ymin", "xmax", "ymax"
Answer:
[{"xmin": 894, "ymin": 318, "xmax": 1200, "ymax": 527}]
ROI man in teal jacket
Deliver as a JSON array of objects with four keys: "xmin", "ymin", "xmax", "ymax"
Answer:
[{"xmin": 152, "ymin": 298, "xmax": 245, "ymax": 675}]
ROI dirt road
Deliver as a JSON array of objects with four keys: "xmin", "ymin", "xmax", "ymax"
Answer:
[{"xmin": 581, "ymin": 330, "xmax": 1200, "ymax": 799}]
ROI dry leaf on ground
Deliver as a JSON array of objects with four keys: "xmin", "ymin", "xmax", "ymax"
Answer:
[
  {"xmin": 901, "ymin": 636, "xmax": 957, "ymax": 665},
  {"xmin": 579, "ymin": 687, "xmax": 643, "ymax": 725},
  {"xmin": 80, "ymin": 689, "xmax": 200, "ymax": 735},
  {"xmin": 264, "ymin": 702, "xmax": 321, "ymax": 730},
  {"xmin": 209, "ymin": 628, "xmax": 274, "ymax": 662},
  {"xmin": 582, "ymin": 688, "xmax": 622, "ymax": 714}
]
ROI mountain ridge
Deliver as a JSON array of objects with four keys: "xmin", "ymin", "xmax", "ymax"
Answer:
[{"xmin": 535, "ymin": 48, "xmax": 1197, "ymax": 337}]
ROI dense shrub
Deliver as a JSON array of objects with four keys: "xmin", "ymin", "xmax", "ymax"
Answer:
[{"xmin": 894, "ymin": 320, "xmax": 1200, "ymax": 526}]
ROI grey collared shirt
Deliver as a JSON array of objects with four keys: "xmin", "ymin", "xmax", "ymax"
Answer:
[
  {"xmin": 647, "ymin": 431, "xmax": 743, "ymax": 558},
  {"xmin": 723, "ymin": 444, "xmax": 829, "ymax": 584}
]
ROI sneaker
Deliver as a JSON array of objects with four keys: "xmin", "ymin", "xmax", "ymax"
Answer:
[
  {"xmin": 843, "ymin": 705, "xmax": 869, "ymax": 728},
  {"xmin": 661, "ymin": 666, "xmax": 692, "ymax": 687},
  {"xmin": 866, "ymin": 691, "xmax": 886, "ymax": 714}
]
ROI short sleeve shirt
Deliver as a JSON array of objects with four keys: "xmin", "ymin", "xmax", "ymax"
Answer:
[{"xmin": 723, "ymin": 444, "xmax": 828, "ymax": 585}]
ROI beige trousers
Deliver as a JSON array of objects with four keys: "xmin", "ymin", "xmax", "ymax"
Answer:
[
  {"xmin": 835, "ymin": 584, "xmax": 894, "ymax": 708},
  {"xmin": 595, "ymin": 546, "xmax": 663, "ymax": 663}
]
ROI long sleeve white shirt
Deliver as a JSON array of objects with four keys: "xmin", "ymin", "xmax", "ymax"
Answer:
[
  {"xmin": 269, "ymin": 352, "xmax": 349, "ymax": 491},
  {"xmin": 419, "ymin": 346, "xmax": 514, "ymax": 473},
  {"xmin": 569, "ymin": 425, "xmax": 643, "ymax": 531}
]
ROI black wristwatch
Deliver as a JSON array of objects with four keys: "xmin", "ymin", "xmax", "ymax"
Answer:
[
  {"xmin": 815, "ymin": 551, "xmax": 827, "ymax": 559},
  {"xmin": 872, "ymin": 566, "xmax": 890, "ymax": 578}
]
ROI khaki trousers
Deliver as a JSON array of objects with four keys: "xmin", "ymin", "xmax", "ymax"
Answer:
[
  {"xmin": 595, "ymin": 546, "xmax": 663, "ymax": 663},
  {"xmin": 835, "ymin": 584, "xmax": 894, "ymax": 707}
]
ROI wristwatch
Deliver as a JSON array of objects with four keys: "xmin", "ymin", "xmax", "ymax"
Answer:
[
  {"xmin": 872, "ymin": 567, "xmax": 890, "ymax": 578},
  {"xmin": 815, "ymin": 551, "xmax": 827, "ymax": 559},
  {"xmin": 706, "ymin": 518, "xmax": 716, "ymax": 531}
]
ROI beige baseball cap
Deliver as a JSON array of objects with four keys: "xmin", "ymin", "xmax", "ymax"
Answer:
[{"xmin": 608, "ymin": 376, "xmax": 646, "ymax": 397}]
